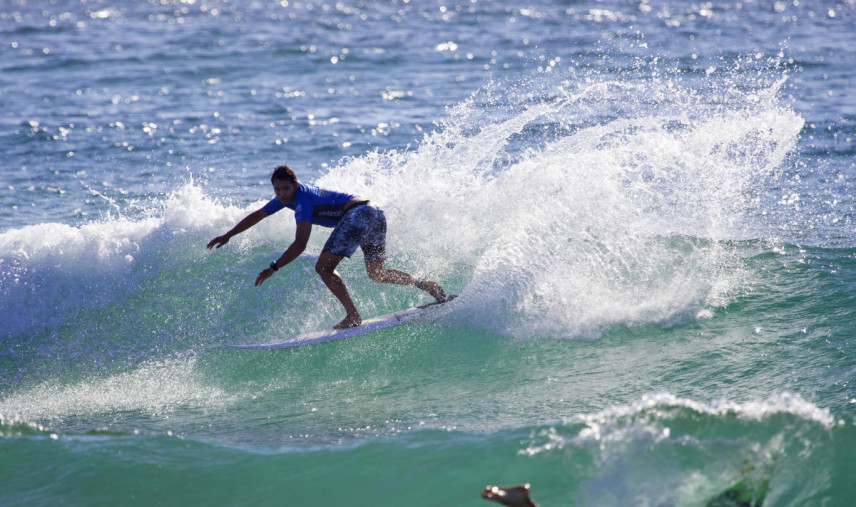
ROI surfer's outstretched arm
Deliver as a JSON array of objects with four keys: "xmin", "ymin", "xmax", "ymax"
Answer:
[
  {"xmin": 207, "ymin": 208, "xmax": 268, "ymax": 249},
  {"xmin": 255, "ymin": 220, "xmax": 311, "ymax": 287}
]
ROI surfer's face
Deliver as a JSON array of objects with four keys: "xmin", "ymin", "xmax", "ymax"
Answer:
[{"xmin": 273, "ymin": 179, "xmax": 297, "ymax": 204}]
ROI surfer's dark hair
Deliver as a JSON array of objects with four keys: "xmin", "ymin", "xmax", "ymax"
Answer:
[{"xmin": 271, "ymin": 165, "xmax": 297, "ymax": 185}]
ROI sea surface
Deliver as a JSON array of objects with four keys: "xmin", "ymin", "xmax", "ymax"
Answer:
[{"xmin": 2, "ymin": 1, "xmax": 856, "ymax": 505}]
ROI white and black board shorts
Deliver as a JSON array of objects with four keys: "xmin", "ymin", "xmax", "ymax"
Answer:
[{"xmin": 322, "ymin": 203, "xmax": 388, "ymax": 264}]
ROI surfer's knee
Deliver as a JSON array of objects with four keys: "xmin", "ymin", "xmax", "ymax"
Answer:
[
  {"xmin": 315, "ymin": 262, "xmax": 337, "ymax": 283},
  {"xmin": 366, "ymin": 266, "xmax": 384, "ymax": 283},
  {"xmin": 315, "ymin": 252, "xmax": 342, "ymax": 278},
  {"xmin": 365, "ymin": 260, "xmax": 387, "ymax": 282},
  {"xmin": 315, "ymin": 263, "xmax": 334, "ymax": 280}
]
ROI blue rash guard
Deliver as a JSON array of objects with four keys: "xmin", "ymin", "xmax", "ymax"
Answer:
[{"xmin": 263, "ymin": 182, "xmax": 355, "ymax": 228}]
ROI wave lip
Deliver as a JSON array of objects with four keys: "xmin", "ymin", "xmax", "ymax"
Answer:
[
  {"xmin": 518, "ymin": 392, "xmax": 845, "ymax": 506},
  {"xmin": 522, "ymin": 391, "xmax": 837, "ymax": 457}
]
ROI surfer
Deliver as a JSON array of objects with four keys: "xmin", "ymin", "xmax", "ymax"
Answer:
[{"xmin": 207, "ymin": 165, "xmax": 446, "ymax": 329}]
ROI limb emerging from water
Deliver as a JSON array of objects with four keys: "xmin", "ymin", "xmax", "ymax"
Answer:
[{"xmin": 481, "ymin": 484, "xmax": 539, "ymax": 507}]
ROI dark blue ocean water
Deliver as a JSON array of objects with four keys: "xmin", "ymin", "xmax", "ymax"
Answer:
[{"xmin": 2, "ymin": 1, "xmax": 856, "ymax": 505}]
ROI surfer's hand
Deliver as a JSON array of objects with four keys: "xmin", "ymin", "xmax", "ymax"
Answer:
[
  {"xmin": 207, "ymin": 235, "xmax": 230, "ymax": 249},
  {"xmin": 255, "ymin": 267, "xmax": 274, "ymax": 287}
]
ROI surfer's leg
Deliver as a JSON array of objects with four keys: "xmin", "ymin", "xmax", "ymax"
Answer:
[
  {"xmin": 316, "ymin": 251, "xmax": 361, "ymax": 329},
  {"xmin": 366, "ymin": 260, "xmax": 446, "ymax": 301},
  {"xmin": 361, "ymin": 206, "xmax": 446, "ymax": 301}
]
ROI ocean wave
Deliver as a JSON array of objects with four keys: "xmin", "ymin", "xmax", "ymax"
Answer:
[{"xmin": 4, "ymin": 391, "xmax": 850, "ymax": 506}]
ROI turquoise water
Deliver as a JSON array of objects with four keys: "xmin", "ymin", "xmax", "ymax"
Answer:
[{"xmin": 2, "ymin": 1, "xmax": 856, "ymax": 505}]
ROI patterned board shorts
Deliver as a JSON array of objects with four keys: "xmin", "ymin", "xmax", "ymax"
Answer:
[{"xmin": 322, "ymin": 203, "xmax": 388, "ymax": 264}]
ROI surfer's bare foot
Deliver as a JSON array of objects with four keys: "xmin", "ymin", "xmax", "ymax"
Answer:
[
  {"xmin": 481, "ymin": 484, "xmax": 538, "ymax": 507},
  {"xmin": 415, "ymin": 279, "xmax": 446, "ymax": 301},
  {"xmin": 334, "ymin": 314, "xmax": 362, "ymax": 329}
]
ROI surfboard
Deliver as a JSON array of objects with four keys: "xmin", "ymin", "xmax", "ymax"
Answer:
[{"xmin": 229, "ymin": 295, "xmax": 458, "ymax": 349}]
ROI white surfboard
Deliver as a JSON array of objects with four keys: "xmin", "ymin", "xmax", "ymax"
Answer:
[{"xmin": 229, "ymin": 295, "xmax": 457, "ymax": 349}]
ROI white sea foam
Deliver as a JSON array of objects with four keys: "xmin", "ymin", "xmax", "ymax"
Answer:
[
  {"xmin": 0, "ymin": 356, "xmax": 232, "ymax": 425},
  {"xmin": 319, "ymin": 71, "xmax": 804, "ymax": 339},
  {"xmin": 0, "ymin": 184, "xmax": 302, "ymax": 338}
]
